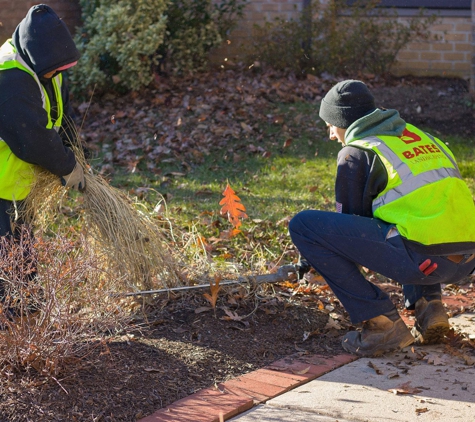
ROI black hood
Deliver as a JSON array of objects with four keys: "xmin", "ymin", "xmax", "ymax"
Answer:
[{"xmin": 12, "ymin": 4, "xmax": 80, "ymax": 78}]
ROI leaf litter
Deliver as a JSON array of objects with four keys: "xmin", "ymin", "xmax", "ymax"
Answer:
[{"xmin": 0, "ymin": 71, "xmax": 474, "ymax": 421}]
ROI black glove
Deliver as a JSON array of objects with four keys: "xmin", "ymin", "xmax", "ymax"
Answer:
[{"xmin": 296, "ymin": 258, "xmax": 312, "ymax": 280}]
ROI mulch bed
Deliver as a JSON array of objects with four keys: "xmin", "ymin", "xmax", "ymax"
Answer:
[{"xmin": 0, "ymin": 72, "xmax": 474, "ymax": 421}]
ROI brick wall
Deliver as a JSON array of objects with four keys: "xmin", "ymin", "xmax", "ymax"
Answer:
[
  {"xmin": 1, "ymin": 1, "xmax": 472, "ymax": 80},
  {"xmin": 391, "ymin": 16, "xmax": 472, "ymax": 78},
  {"xmin": 0, "ymin": 0, "xmax": 81, "ymax": 43},
  {"xmin": 215, "ymin": 1, "xmax": 473, "ymax": 80}
]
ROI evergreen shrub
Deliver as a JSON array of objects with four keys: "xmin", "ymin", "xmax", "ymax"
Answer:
[{"xmin": 71, "ymin": 0, "xmax": 246, "ymax": 94}]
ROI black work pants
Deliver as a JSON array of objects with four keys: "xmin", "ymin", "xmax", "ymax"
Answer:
[{"xmin": 289, "ymin": 210, "xmax": 475, "ymax": 324}]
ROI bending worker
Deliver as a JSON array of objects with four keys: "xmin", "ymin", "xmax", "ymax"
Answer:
[
  {"xmin": 289, "ymin": 80, "xmax": 475, "ymax": 356},
  {"xmin": 0, "ymin": 5, "xmax": 85, "ymax": 306}
]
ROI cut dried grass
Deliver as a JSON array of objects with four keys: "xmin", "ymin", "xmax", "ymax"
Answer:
[{"xmin": 19, "ymin": 125, "xmax": 187, "ymax": 292}]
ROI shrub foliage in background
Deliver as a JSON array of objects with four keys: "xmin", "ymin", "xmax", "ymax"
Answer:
[
  {"xmin": 161, "ymin": 0, "xmax": 246, "ymax": 74},
  {"xmin": 71, "ymin": 0, "xmax": 168, "ymax": 93},
  {"xmin": 71, "ymin": 0, "xmax": 246, "ymax": 94},
  {"xmin": 247, "ymin": 0, "xmax": 438, "ymax": 77}
]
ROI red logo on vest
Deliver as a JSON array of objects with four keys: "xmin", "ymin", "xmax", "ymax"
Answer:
[{"xmin": 400, "ymin": 128, "xmax": 422, "ymax": 144}]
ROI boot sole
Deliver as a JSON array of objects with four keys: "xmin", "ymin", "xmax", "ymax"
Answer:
[
  {"xmin": 413, "ymin": 322, "xmax": 450, "ymax": 345},
  {"xmin": 342, "ymin": 331, "xmax": 415, "ymax": 357}
]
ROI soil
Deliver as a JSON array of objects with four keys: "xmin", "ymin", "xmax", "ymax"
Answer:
[
  {"xmin": 0, "ymin": 73, "xmax": 474, "ymax": 422},
  {"xmin": 370, "ymin": 75, "xmax": 475, "ymax": 138}
]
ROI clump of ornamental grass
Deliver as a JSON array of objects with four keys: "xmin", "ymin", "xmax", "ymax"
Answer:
[
  {"xmin": 0, "ymin": 231, "xmax": 132, "ymax": 377},
  {"xmin": 19, "ymin": 130, "xmax": 187, "ymax": 292}
]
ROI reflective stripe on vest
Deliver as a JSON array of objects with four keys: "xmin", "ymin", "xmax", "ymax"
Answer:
[
  {"xmin": 0, "ymin": 40, "xmax": 64, "ymax": 200},
  {"xmin": 347, "ymin": 124, "xmax": 475, "ymax": 245},
  {"xmin": 354, "ymin": 135, "xmax": 462, "ymax": 211}
]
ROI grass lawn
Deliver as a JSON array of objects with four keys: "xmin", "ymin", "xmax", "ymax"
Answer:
[{"xmin": 91, "ymin": 99, "xmax": 475, "ymax": 273}]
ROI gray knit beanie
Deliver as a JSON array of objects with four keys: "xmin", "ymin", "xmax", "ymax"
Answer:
[{"xmin": 319, "ymin": 80, "xmax": 376, "ymax": 129}]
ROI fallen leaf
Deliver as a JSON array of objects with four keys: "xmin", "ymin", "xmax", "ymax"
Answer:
[
  {"xmin": 195, "ymin": 306, "xmax": 212, "ymax": 314},
  {"xmin": 219, "ymin": 228, "xmax": 242, "ymax": 239},
  {"xmin": 424, "ymin": 353, "xmax": 449, "ymax": 366},
  {"xmin": 240, "ymin": 122, "xmax": 253, "ymax": 132},
  {"xmin": 291, "ymin": 366, "xmax": 310, "ymax": 375},
  {"xmin": 276, "ymin": 215, "xmax": 292, "ymax": 226},
  {"xmin": 220, "ymin": 307, "xmax": 244, "ymax": 321},
  {"xmin": 219, "ymin": 184, "xmax": 248, "ymax": 229},
  {"xmin": 368, "ymin": 361, "xmax": 383, "ymax": 375},
  {"xmin": 445, "ymin": 345, "xmax": 475, "ymax": 366},
  {"xmin": 203, "ymin": 275, "xmax": 221, "ymax": 309},
  {"xmin": 388, "ymin": 381, "xmax": 422, "ymax": 395},
  {"xmin": 460, "ymin": 353, "xmax": 475, "ymax": 366},
  {"xmin": 324, "ymin": 316, "xmax": 341, "ymax": 330}
]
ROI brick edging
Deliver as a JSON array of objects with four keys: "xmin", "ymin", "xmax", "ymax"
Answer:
[{"xmin": 138, "ymin": 352, "xmax": 357, "ymax": 422}]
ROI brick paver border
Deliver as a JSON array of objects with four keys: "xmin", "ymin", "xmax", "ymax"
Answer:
[{"xmin": 138, "ymin": 352, "xmax": 357, "ymax": 422}]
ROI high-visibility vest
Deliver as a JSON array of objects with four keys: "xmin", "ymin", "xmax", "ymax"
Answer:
[
  {"xmin": 0, "ymin": 39, "xmax": 64, "ymax": 201},
  {"xmin": 348, "ymin": 124, "xmax": 475, "ymax": 246}
]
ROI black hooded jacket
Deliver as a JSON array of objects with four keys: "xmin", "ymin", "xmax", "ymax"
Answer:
[{"xmin": 0, "ymin": 4, "xmax": 81, "ymax": 178}]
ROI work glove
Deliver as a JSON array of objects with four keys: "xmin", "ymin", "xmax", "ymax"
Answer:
[
  {"xmin": 295, "ymin": 258, "xmax": 312, "ymax": 280},
  {"xmin": 61, "ymin": 163, "xmax": 86, "ymax": 192}
]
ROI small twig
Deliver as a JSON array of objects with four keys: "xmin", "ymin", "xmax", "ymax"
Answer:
[
  {"xmin": 239, "ymin": 296, "xmax": 261, "ymax": 320},
  {"xmin": 51, "ymin": 376, "xmax": 69, "ymax": 395},
  {"xmin": 78, "ymin": 84, "xmax": 96, "ymax": 134}
]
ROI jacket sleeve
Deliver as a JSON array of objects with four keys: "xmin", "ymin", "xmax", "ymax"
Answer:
[
  {"xmin": 335, "ymin": 146, "xmax": 388, "ymax": 217},
  {"xmin": 0, "ymin": 69, "xmax": 76, "ymax": 177}
]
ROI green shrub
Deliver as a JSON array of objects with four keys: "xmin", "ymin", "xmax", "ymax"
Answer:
[
  {"xmin": 247, "ymin": 0, "xmax": 438, "ymax": 77},
  {"xmin": 161, "ymin": 0, "xmax": 246, "ymax": 74},
  {"xmin": 70, "ymin": 0, "xmax": 168, "ymax": 94},
  {"xmin": 71, "ymin": 0, "xmax": 246, "ymax": 95},
  {"xmin": 159, "ymin": 0, "xmax": 223, "ymax": 75}
]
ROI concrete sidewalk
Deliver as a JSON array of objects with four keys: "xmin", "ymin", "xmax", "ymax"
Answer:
[{"xmin": 231, "ymin": 313, "xmax": 475, "ymax": 422}]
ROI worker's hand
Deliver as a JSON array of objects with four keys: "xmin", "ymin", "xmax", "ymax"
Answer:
[
  {"xmin": 61, "ymin": 163, "xmax": 86, "ymax": 192},
  {"xmin": 295, "ymin": 258, "xmax": 312, "ymax": 280}
]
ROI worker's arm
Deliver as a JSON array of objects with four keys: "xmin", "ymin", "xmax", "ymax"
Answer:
[
  {"xmin": 335, "ymin": 146, "xmax": 387, "ymax": 217},
  {"xmin": 0, "ymin": 68, "xmax": 76, "ymax": 176}
]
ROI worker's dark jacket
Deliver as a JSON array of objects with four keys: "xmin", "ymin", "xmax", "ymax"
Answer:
[
  {"xmin": 335, "ymin": 108, "xmax": 475, "ymax": 256},
  {"xmin": 0, "ymin": 4, "xmax": 80, "ymax": 186}
]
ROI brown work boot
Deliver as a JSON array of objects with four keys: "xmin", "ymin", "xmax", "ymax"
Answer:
[
  {"xmin": 412, "ymin": 297, "xmax": 450, "ymax": 344},
  {"xmin": 342, "ymin": 309, "xmax": 414, "ymax": 357}
]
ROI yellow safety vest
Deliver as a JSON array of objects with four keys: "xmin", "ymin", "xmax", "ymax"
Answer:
[
  {"xmin": 0, "ymin": 39, "xmax": 64, "ymax": 201},
  {"xmin": 348, "ymin": 124, "xmax": 475, "ymax": 246}
]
